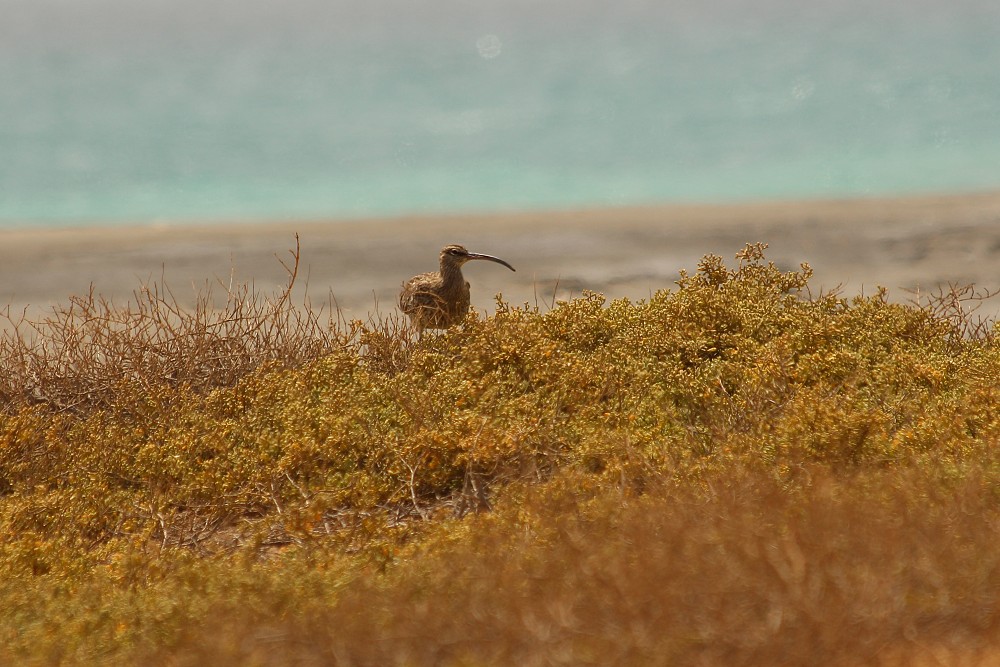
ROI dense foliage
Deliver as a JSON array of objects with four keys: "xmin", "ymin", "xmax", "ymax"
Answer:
[{"xmin": 1, "ymin": 244, "xmax": 999, "ymax": 665}]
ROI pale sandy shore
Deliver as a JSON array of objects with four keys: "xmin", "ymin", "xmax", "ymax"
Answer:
[{"xmin": 2, "ymin": 191, "xmax": 1000, "ymax": 324}]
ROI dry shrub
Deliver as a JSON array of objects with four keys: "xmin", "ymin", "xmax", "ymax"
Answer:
[
  {"xmin": 3, "ymin": 243, "xmax": 1000, "ymax": 665},
  {"xmin": 0, "ymin": 236, "xmax": 344, "ymax": 414},
  {"xmin": 157, "ymin": 465, "xmax": 1000, "ymax": 667},
  {"xmin": 906, "ymin": 282, "xmax": 1000, "ymax": 344}
]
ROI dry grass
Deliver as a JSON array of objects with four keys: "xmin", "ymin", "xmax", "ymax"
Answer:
[{"xmin": 1, "ymin": 242, "xmax": 999, "ymax": 665}]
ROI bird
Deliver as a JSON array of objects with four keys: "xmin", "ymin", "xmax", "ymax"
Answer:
[{"xmin": 399, "ymin": 244, "xmax": 515, "ymax": 332}]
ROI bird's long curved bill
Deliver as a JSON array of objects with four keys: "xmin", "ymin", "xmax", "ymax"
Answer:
[{"xmin": 468, "ymin": 253, "xmax": 516, "ymax": 272}]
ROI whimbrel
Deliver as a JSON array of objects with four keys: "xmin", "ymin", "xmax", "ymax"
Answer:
[{"xmin": 399, "ymin": 244, "xmax": 515, "ymax": 332}]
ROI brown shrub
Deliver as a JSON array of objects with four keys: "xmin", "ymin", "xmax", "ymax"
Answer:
[
  {"xmin": 0, "ymin": 236, "xmax": 345, "ymax": 414},
  {"xmin": 156, "ymin": 465, "xmax": 1000, "ymax": 667}
]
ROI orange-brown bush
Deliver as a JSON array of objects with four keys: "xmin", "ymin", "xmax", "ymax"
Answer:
[
  {"xmin": 1, "ymin": 243, "xmax": 999, "ymax": 665},
  {"xmin": 159, "ymin": 465, "xmax": 1000, "ymax": 667}
]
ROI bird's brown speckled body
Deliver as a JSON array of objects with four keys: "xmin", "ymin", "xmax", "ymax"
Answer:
[{"xmin": 399, "ymin": 244, "xmax": 515, "ymax": 332}]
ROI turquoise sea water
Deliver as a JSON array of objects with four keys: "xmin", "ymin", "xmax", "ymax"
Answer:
[{"xmin": 2, "ymin": 0, "xmax": 999, "ymax": 226}]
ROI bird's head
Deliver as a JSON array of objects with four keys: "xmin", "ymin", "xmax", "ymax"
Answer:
[{"xmin": 439, "ymin": 244, "xmax": 515, "ymax": 272}]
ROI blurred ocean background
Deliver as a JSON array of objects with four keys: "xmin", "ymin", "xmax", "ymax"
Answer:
[{"xmin": 1, "ymin": 0, "xmax": 999, "ymax": 226}]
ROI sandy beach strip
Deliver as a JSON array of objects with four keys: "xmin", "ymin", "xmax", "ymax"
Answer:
[{"xmin": 1, "ymin": 191, "xmax": 999, "ymax": 323}]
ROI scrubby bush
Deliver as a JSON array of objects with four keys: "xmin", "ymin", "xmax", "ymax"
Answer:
[{"xmin": 1, "ymin": 243, "xmax": 999, "ymax": 665}]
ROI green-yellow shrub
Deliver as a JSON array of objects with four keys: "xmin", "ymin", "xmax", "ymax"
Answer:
[{"xmin": 1, "ymin": 243, "xmax": 999, "ymax": 663}]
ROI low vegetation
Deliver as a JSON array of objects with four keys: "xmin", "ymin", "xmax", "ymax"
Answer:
[{"xmin": 1, "ymin": 242, "xmax": 999, "ymax": 665}]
